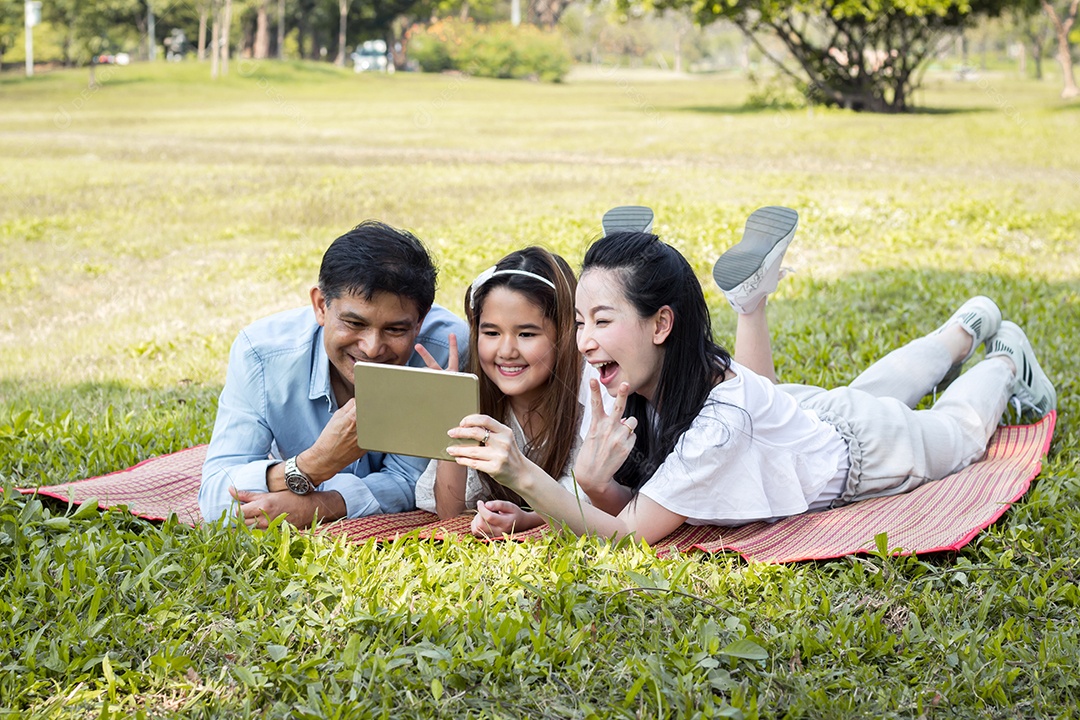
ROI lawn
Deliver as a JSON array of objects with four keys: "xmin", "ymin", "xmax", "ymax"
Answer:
[{"xmin": 1, "ymin": 60, "xmax": 1079, "ymax": 717}]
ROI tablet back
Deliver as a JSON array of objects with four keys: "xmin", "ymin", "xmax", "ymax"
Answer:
[{"xmin": 353, "ymin": 362, "xmax": 480, "ymax": 461}]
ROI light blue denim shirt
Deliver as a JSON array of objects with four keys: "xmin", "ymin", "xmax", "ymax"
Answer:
[{"xmin": 199, "ymin": 304, "xmax": 468, "ymax": 523}]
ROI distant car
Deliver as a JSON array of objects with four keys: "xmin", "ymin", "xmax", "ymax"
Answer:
[
  {"xmin": 352, "ymin": 40, "xmax": 389, "ymax": 73},
  {"xmin": 94, "ymin": 53, "xmax": 130, "ymax": 66}
]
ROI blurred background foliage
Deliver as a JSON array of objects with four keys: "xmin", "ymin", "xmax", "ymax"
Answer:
[{"xmin": 2, "ymin": 0, "xmax": 1078, "ymax": 106}]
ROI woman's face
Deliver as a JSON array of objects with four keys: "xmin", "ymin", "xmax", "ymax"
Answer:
[
  {"xmin": 575, "ymin": 269, "xmax": 666, "ymax": 403},
  {"xmin": 476, "ymin": 286, "xmax": 558, "ymax": 407}
]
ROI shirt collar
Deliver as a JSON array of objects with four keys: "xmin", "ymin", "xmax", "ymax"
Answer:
[{"xmin": 309, "ymin": 325, "xmax": 335, "ymax": 410}]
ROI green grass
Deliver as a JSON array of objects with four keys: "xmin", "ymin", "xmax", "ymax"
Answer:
[{"xmin": 1, "ymin": 61, "xmax": 1079, "ymax": 717}]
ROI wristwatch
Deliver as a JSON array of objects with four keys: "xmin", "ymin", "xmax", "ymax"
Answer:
[{"xmin": 284, "ymin": 456, "xmax": 315, "ymax": 495}]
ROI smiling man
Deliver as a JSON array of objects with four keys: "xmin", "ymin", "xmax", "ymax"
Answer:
[{"xmin": 199, "ymin": 221, "xmax": 468, "ymax": 528}]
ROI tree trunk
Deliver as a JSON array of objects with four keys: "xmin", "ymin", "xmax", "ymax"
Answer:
[
  {"xmin": 211, "ymin": 5, "xmax": 220, "ymax": 78},
  {"xmin": 1024, "ymin": 26, "xmax": 1046, "ymax": 79},
  {"xmin": 1041, "ymin": 0, "xmax": 1079, "ymax": 98},
  {"xmin": 277, "ymin": 0, "xmax": 286, "ymax": 59},
  {"xmin": 198, "ymin": 5, "xmax": 208, "ymax": 61},
  {"xmin": 254, "ymin": 1, "xmax": 270, "ymax": 58},
  {"xmin": 64, "ymin": 28, "xmax": 75, "ymax": 68},
  {"xmin": 1054, "ymin": 32, "xmax": 1079, "ymax": 97},
  {"xmin": 148, "ymin": 4, "xmax": 157, "ymax": 61},
  {"xmin": 335, "ymin": 0, "xmax": 348, "ymax": 67},
  {"xmin": 221, "ymin": 0, "xmax": 233, "ymax": 75},
  {"xmin": 529, "ymin": 0, "xmax": 570, "ymax": 28}
]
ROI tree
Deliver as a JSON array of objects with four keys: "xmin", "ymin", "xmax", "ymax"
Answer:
[
  {"xmin": 41, "ymin": 0, "xmax": 143, "ymax": 66},
  {"xmin": 530, "ymin": 0, "xmax": 573, "ymax": 27},
  {"xmin": 1009, "ymin": 0, "xmax": 1052, "ymax": 78},
  {"xmin": 0, "ymin": 0, "xmax": 24, "ymax": 61},
  {"xmin": 1040, "ymin": 0, "xmax": 1079, "ymax": 97},
  {"xmin": 277, "ymin": 0, "xmax": 286, "ymax": 58},
  {"xmin": 254, "ymin": 0, "xmax": 271, "ymax": 57},
  {"xmin": 645, "ymin": 0, "xmax": 1008, "ymax": 112},
  {"xmin": 197, "ymin": 0, "xmax": 211, "ymax": 59},
  {"xmin": 335, "ymin": 0, "xmax": 348, "ymax": 66}
]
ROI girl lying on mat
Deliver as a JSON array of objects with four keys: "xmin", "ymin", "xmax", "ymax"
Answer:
[
  {"xmin": 413, "ymin": 246, "xmax": 598, "ymax": 537},
  {"xmin": 444, "ymin": 210, "xmax": 1057, "ymax": 545}
]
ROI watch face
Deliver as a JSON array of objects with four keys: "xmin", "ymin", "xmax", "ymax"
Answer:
[
  {"xmin": 285, "ymin": 473, "xmax": 313, "ymax": 495},
  {"xmin": 284, "ymin": 458, "xmax": 313, "ymax": 495}
]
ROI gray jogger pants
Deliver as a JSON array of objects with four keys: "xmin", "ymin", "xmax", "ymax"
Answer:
[{"xmin": 778, "ymin": 335, "xmax": 1013, "ymax": 504}]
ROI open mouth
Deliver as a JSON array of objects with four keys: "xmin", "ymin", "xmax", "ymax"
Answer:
[
  {"xmin": 497, "ymin": 364, "xmax": 527, "ymax": 377},
  {"xmin": 592, "ymin": 360, "xmax": 620, "ymax": 384}
]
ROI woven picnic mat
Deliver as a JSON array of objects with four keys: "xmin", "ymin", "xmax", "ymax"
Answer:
[
  {"xmin": 23, "ymin": 447, "xmax": 206, "ymax": 526},
  {"xmin": 21, "ymin": 412, "xmax": 1055, "ymax": 563}
]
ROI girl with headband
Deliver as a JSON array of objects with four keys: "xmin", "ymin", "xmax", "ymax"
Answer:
[{"xmin": 415, "ymin": 246, "xmax": 604, "ymax": 536}]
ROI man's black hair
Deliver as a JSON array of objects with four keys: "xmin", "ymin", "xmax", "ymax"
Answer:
[{"xmin": 319, "ymin": 220, "xmax": 437, "ymax": 317}]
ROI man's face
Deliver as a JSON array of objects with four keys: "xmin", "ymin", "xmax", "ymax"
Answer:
[{"xmin": 312, "ymin": 287, "xmax": 424, "ymax": 392}]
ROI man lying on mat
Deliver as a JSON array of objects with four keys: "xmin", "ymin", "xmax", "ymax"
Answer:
[{"xmin": 199, "ymin": 221, "xmax": 468, "ymax": 528}]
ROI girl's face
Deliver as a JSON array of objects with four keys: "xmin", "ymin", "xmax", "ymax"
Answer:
[
  {"xmin": 476, "ymin": 286, "xmax": 558, "ymax": 407},
  {"xmin": 575, "ymin": 269, "xmax": 667, "ymax": 403}
]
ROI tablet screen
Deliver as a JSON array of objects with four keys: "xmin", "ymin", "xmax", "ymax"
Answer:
[{"xmin": 353, "ymin": 362, "xmax": 480, "ymax": 461}]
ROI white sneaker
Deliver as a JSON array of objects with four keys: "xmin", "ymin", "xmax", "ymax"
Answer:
[
  {"xmin": 712, "ymin": 206, "xmax": 798, "ymax": 314},
  {"xmin": 932, "ymin": 296, "xmax": 1002, "ymax": 388},
  {"xmin": 602, "ymin": 205, "xmax": 654, "ymax": 235},
  {"xmin": 985, "ymin": 321, "xmax": 1056, "ymax": 422}
]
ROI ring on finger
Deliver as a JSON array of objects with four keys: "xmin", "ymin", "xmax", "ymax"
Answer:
[{"xmin": 481, "ymin": 429, "xmax": 491, "ymax": 446}]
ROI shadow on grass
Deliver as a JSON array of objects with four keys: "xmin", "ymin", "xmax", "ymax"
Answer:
[
  {"xmin": 0, "ymin": 58, "xmax": 352, "ymax": 90},
  {"xmin": 670, "ymin": 103, "xmax": 994, "ymax": 116}
]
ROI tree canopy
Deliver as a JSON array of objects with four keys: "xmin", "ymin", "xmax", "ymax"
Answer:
[{"xmin": 643, "ymin": 0, "xmax": 1011, "ymax": 111}]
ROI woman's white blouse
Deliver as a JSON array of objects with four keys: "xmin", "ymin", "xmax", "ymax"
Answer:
[{"xmin": 638, "ymin": 361, "xmax": 849, "ymax": 526}]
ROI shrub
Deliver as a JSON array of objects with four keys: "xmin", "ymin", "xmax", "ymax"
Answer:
[
  {"xmin": 405, "ymin": 18, "xmax": 468, "ymax": 74},
  {"xmin": 406, "ymin": 19, "xmax": 571, "ymax": 82}
]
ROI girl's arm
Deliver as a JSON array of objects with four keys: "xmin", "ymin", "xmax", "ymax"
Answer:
[
  {"xmin": 733, "ymin": 300, "xmax": 778, "ymax": 383},
  {"xmin": 448, "ymin": 415, "xmax": 687, "ymax": 545}
]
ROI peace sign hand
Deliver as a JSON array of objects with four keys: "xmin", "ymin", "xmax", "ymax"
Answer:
[
  {"xmin": 574, "ymin": 379, "xmax": 638, "ymax": 497},
  {"xmin": 414, "ymin": 333, "xmax": 460, "ymax": 373}
]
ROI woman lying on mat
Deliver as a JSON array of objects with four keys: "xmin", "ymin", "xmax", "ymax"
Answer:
[
  {"xmin": 413, "ymin": 246, "xmax": 599, "ymax": 537},
  {"xmin": 445, "ymin": 209, "xmax": 1057, "ymax": 545}
]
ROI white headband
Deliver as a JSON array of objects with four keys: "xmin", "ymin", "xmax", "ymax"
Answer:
[{"xmin": 469, "ymin": 266, "xmax": 557, "ymax": 309}]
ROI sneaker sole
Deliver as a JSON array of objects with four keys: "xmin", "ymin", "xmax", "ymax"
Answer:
[
  {"xmin": 712, "ymin": 206, "xmax": 799, "ymax": 291},
  {"xmin": 602, "ymin": 206, "xmax": 655, "ymax": 235}
]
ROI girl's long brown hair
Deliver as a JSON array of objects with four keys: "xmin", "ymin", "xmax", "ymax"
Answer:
[{"xmin": 465, "ymin": 247, "xmax": 582, "ymax": 505}]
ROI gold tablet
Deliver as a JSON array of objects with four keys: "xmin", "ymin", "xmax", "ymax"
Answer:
[{"xmin": 353, "ymin": 362, "xmax": 480, "ymax": 461}]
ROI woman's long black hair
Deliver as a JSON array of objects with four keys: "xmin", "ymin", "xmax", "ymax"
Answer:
[{"xmin": 581, "ymin": 232, "xmax": 732, "ymax": 493}]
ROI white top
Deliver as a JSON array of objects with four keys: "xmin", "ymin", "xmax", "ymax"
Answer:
[
  {"xmin": 414, "ymin": 363, "xmax": 611, "ymax": 513},
  {"xmin": 638, "ymin": 361, "xmax": 850, "ymax": 526}
]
